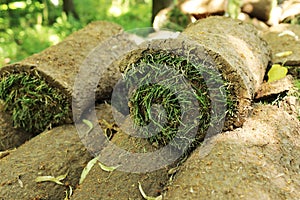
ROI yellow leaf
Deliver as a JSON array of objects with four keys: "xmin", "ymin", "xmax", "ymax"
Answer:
[
  {"xmin": 267, "ymin": 64, "xmax": 288, "ymax": 83},
  {"xmin": 79, "ymin": 156, "xmax": 98, "ymax": 185},
  {"xmin": 275, "ymin": 51, "xmax": 293, "ymax": 58},
  {"xmin": 35, "ymin": 172, "xmax": 68, "ymax": 185},
  {"xmin": 138, "ymin": 182, "xmax": 162, "ymax": 200},
  {"xmin": 82, "ymin": 119, "xmax": 94, "ymax": 134},
  {"xmin": 98, "ymin": 162, "xmax": 121, "ymax": 172},
  {"xmin": 56, "ymin": 171, "xmax": 69, "ymax": 181},
  {"xmin": 64, "ymin": 186, "xmax": 73, "ymax": 200}
]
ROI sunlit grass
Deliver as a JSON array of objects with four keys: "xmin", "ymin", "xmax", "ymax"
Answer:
[{"xmin": 74, "ymin": 0, "xmax": 151, "ymax": 29}]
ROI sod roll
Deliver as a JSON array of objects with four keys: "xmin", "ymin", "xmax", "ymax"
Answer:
[
  {"xmin": 164, "ymin": 105, "xmax": 300, "ymax": 199},
  {"xmin": 71, "ymin": 104, "xmax": 170, "ymax": 200},
  {"xmin": 113, "ymin": 16, "xmax": 270, "ymax": 153},
  {"xmin": 181, "ymin": 16, "xmax": 271, "ymax": 126},
  {"xmin": 0, "ymin": 21, "xmax": 136, "ymax": 139},
  {"xmin": 0, "ymin": 125, "xmax": 92, "ymax": 200},
  {"xmin": 55, "ymin": 103, "xmax": 169, "ymax": 200}
]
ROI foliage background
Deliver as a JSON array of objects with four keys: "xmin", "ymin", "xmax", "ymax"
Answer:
[{"xmin": 0, "ymin": 0, "xmax": 151, "ymax": 67}]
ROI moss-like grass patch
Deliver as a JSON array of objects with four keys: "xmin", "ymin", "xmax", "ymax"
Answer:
[
  {"xmin": 0, "ymin": 70, "xmax": 70, "ymax": 134},
  {"xmin": 122, "ymin": 50, "xmax": 235, "ymax": 150}
]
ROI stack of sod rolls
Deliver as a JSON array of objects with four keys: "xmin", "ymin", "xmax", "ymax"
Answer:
[{"xmin": 0, "ymin": 17, "xmax": 273, "ymax": 199}]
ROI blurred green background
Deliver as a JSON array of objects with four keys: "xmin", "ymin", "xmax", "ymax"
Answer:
[{"xmin": 0, "ymin": 0, "xmax": 152, "ymax": 66}]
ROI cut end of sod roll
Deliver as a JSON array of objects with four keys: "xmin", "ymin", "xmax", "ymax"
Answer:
[
  {"xmin": 0, "ymin": 70, "xmax": 70, "ymax": 134},
  {"xmin": 118, "ymin": 49, "xmax": 236, "ymax": 151}
]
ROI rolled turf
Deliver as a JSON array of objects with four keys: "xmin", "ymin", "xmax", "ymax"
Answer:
[
  {"xmin": 113, "ymin": 16, "xmax": 271, "ymax": 152},
  {"xmin": 164, "ymin": 105, "xmax": 300, "ymax": 199},
  {"xmin": 70, "ymin": 104, "xmax": 170, "ymax": 200},
  {"xmin": 181, "ymin": 16, "xmax": 271, "ymax": 125},
  {"xmin": 0, "ymin": 124, "xmax": 92, "ymax": 200},
  {"xmin": 0, "ymin": 21, "xmax": 136, "ymax": 149}
]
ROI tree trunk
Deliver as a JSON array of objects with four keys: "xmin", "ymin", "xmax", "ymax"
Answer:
[
  {"xmin": 152, "ymin": 0, "xmax": 173, "ymax": 23},
  {"xmin": 241, "ymin": 0, "xmax": 274, "ymax": 22},
  {"xmin": 63, "ymin": 0, "xmax": 80, "ymax": 19}
]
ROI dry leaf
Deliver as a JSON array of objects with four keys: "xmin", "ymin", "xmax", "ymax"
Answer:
[
  {"xmin": 138, "ymin": 182, "xmax": 162, "ymax": 200},
  {"xmin": 35, "ymin": 172, "xmax": 68, "ymax": 185},
  {"xmin": 64, "ymin": 186, "xmax": 73, "ymax": 200},
  {"xmin": 278, "ymin": 30, "xmax": 299, "ymax": 41},
  {"xmin": 79, "ymin": 156, "xmax": 98, "ymax": 184},
  {"xmin": 98, "ymin": 162, "xmax": 121, "ymax": 172},
  {"xmin": 82, "ymin": 119, "xmax": 93, "ymax": 134},
  {"xmin": 275, "ymin": 51, "xmax": 293, "ymax": 58}
]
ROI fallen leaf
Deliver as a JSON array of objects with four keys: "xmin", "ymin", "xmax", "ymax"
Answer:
[
  {"xmin": 79, "ymin": 156, "xmax": 98, "ymax": 184},
  {"xmin": 278, "ymin": 30, "xmax": 299, "ymax": 41},
  {"xmin": 268, "ymin": 64, "xmax": 288, "ymax": 83},
  {"xmin": 64, "ymin": 186, "xmax": 73, "ymax": 200},
  {"xmin": 17, "ymin": 176, "xmax": 23, "ymax": 188},
  {"xmin": 56, "ymin": 172, "xmax": 69, "ymax": 181},
  {"xmin": 69, "ymin": 185, "xmax": 73, "ymax": 197},
  {"xmin": 275, "ymin": 51, "xmax": 293, "ymax": 58},
  {"xmin": 64, "ymin": 191, "xmax": 69, "ymax": 200},
  {"xmin": 138, "ymin": 182, "xmax": 162, "ymax": 200},
  {"xmin": 98, "ymin": 162, "xmax": 121, "ymax": 172},
  {"xmin": 82, "ymin": 119, "xmax": 93, "ymax": 134},
  {"xmin": 35, "ymin": 172, "xmax": 68, "ymax": 185},
  {"xmin": 0, "ymin": 148, "xmax": 16, "ymax": 159}
]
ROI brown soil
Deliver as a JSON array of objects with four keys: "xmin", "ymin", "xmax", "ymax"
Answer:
[
  {"xmin": 71, "ymin": 104, "xmax": 173, "ymax": 200},
  {"xmin": 0, "ymin": 125, "xmax": 92, "ymax": 200},
  {"xmin": 164, "ymin": 104, "xmax": 300, "ymax": 199},
  {"xmin": 262, "ymin": 23, "xmax": 300, "ymax": 66},
  {"xmin": 0, "ymin": 102, "xmax": 34, "ymax": 150}
]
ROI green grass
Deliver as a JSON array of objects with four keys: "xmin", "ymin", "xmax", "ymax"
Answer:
[
  {"xmin": 0, "ymin": 70, "xmax": 70, "ymax": 134},
  {"xmin": 158, "ymin": 6, "xmax": 191, "ymax": 31},
  {"xmin": 74, "ymin": 0, "xmax": 151, "ymax": 30},
  {"xmin": 122, "ymin": 50, "xmax": 235, "ymax": 150},
  {"xmin": 0, "ymin": 1, "xmax": 152, "ymax": 67}
]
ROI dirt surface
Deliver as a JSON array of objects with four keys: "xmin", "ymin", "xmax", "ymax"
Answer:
[
  {"xmin": 262, "ymin": 23, "xmax": 300, "ymax": 66},
  {"xmin": 0, "ymin": 102, "xmax": 34, "ymax": 150},
  {"xmin": 70, "ymin": 103, "xmax": 172, "ymax": 200},
  {"xmin": 164, "ymin": 104, "xmax": 300, "ymax": 199},
  {"xmin": 0, "ymin": 125, "xmax": 92, "ymax": 200}
]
